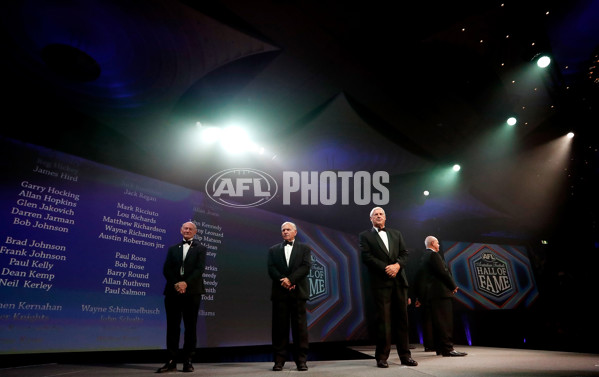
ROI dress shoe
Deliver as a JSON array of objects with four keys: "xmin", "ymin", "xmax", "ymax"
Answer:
[
  {"xmin": 182, "ymin": 361, "xmax": 194, "ymax": 372},
  {"xmin": 442, "ymin": 350, "xmax": 467, "ymax": 357},
  {"xmin": 272, "ymin": 363, "xmax": 284, "ymax": 371},
  {"xmin": 156, "ymin": 361, "xmax": 176, "ymax": 373},
  {"xmin": 297, "ymin": 363, "xmax": 308, "ymax": 371},
  {"xmin": 400, "ymin": 357, "xmax": 418, "ymax": 366},
  {"xmin": 376, "ymin": 360, "xmax": 389, "ymax": 368}
]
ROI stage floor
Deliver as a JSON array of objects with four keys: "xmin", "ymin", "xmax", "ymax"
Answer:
[{"xmin": 1, "ymin": 345, "xmax": 598, "ymax": 376}]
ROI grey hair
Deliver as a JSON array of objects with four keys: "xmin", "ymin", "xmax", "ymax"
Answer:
[
  {"xmin": 281, "ymin": 221, "xmax": 297, "ymax": 231},
  {"xmin": 369, "ymin": 207, "xmax": 385, "ymax": 217},
  {"xmin": 181, "ymin": 221, "xmax": 197, "ymax": 230}
]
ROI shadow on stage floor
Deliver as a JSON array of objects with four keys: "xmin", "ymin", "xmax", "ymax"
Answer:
[
  {"xmin": 1, "ymin": 344, "xmax": 598, "ymax": 376},
  {"xmin": 0, "ymin": 341, "xmax": 373, "ymax": 368}
]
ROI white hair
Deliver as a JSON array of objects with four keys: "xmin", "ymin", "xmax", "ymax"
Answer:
[
  {"xmin": 369, "ymin": 207, "xmax": 385, "ymax": 217},
  {"xmin": 281, "ymin": 221, "xmax": 297, "ymax": 231},
  {"xmin": 181, "ymin": 221, "xmax": 197, "ymax": 230}
]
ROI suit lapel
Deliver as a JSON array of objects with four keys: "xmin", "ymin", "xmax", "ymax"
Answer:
[
  {"xmin": 372, "ymin": 229, "xmax": 390, "ymax": 256},
  {"xmin": 186, "ymin": 243, "xmax": 197, "ymax": 260},
  {"xmin": 279, "ymin": 243, "xmax": 289, "ymax": 268},
  {"xmin": 386, "ymin": 230, "xmax": 396, "ymax": 259},
  {"xmin": 288, "ymin": 243, "xmax": 298, "ymax": 268},
  {"xmin": 181, "ymin": 241, "xmax": 197, "ymax": 268},
  {"xmin": 176, "ymin": 244, "xmax": 184, "ymax": 263}
]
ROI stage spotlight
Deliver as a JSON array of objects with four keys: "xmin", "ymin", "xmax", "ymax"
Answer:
[
  {"xmin": 536, "ymin": 55, "xmax": 551, "ymax": 68},
  {"xmin": 567, "ymin": 132, "xmax": 574, "ymax": 139},
  {"xmin": 220, "ymin": 126, "xmax": 250, "ymax": 153},
  {"xmin": 452, "ymin": 164, "xmax": 461, "ymax": 172},
  {"xmin": 199, "ymin": 126, "xmax": 222, "ymax": 144},
  {"xmin": 423, "ymin": 190, "xmax": 430, "ymax": 196},
  {"xmin": 507, "ymin": 117, "xmax": 517, "ymax": 126},
  {"xmin": 195, "ymin": 121, "xmax": 270, "ymax": 156}
]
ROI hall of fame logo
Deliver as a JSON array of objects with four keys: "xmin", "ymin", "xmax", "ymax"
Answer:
[
  {"xmin": 472, "ymin": 250, "xmax": 514, "ymax": 300},
  {"xmin": 308, "ymin": 254, "xmax": 328, "ymax": 300},
  {"xmin": 445, "ymin": 242, "xmax": 539, "ymax": 310}
]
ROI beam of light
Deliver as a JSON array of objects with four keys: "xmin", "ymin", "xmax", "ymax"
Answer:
[
  {"xmin": 422, "ymin": 165, "xmax": 462, "ymax": 200},
  {"xmin": 460, "ymin": 118, "xmax": 519, "ymax": 166},
  {"xmin": 469, "ymin": 134, "xmax": 573, "ymax": 229}
]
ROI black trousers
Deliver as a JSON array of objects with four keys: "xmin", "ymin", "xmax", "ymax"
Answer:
[
  {"xmin": 271, "ymin": 297, "xmax": 309, "ymax": 365},
  {"xmin": 427, "ymin": 297, "xmax": 454, "ymax": 354},
  {"xmin": 419, "ymin": 304, "xmax": 435, "ymax": 349},
  {"xmin": 372, "ymin": 284, "xmax": 411, "ymax": 361},
  {"xmin": 164, "ymin": 294, "xmax": 202, "ymax": 361}
]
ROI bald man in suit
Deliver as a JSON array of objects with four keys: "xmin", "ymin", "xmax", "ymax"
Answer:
[
  {"xmin": 417, "ymin": 235, "xmax": 467, "ymax": 357},
  {"xmin": 360, "ymin": 207, "xmax": 418, "ymax": 368},
  {"xmin": 267, "ymin": 221, "xmax": 312, "ymax": 371}
]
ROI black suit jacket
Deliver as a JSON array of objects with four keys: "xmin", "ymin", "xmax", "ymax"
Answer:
[
  {"xmin": 267, "ymin": 241, "xmax": 311, "ymax": 301},
  {"xmin": 163, "ymin": 240, "xmax": 207, "ymax": 296},
  {"xmin": 417, "ymin": 248, "xmax": 457, "ymax": 302},
  {"xmin": 360, "ymin": 227, "xmax": 409, "ymax": 288}
]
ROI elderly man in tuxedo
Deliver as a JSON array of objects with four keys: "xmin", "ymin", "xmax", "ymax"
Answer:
[
  {"xmin": 267, "ymin": 221, "xmax": 312, "ymax": 372},
  {"xmin": 157, "ymin": 221, "xmax": 207, "ymax": 373},
  {"xmin": 360, "ymin": 207, "xmax": 418, "ymax": 368},
  {"xmin": 417, "ymin": 235, "xmax": 467, "ymax": 357}
]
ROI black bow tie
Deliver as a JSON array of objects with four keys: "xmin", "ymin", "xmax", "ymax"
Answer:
[
  {"xmin": 284, "ymin": 241, "xmax": 293, "ymax": 246},
  {"xmin": 377, "ymin": 228, "xmax": 386, "ymax": 232},
  {"xmin": 183, "ymin": 240, "xmax": 192, "ymax": 245}
]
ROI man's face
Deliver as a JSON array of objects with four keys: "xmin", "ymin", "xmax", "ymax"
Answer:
[
  {"xmin": 430, "ymin": 238, "xmax": 440, "ymax": 252},
  {"xmin": 370, "ymin": 208, "xmax": 386, "ymax": 229},
  {"xmin": 180, "ymin": 222, "xmax": 197, "ymax": 240},
  {"xmin": 281, "ymin": 224, "xmax": 297, "ymax": 241}
]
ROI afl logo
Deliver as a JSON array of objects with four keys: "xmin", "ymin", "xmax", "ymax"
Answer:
[{"xmin": 205, "ymin": 168, "xmax": 278, "ymax": 208}]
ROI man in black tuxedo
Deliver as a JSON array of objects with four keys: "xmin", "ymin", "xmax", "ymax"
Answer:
[
  {"xmin": 417, "ymin": 236, "xmax": 467, "ymax": 357},
  {"xmin": 267, "ymin": 221, "xmax": 311, "ymax": 372},
  {"xmin": 157, "ymin": 221, "xmax": 207, "ymax": 373},
  {"xmin": 360, "ymin": 207, "xmax": 418, "ymax": 368}
]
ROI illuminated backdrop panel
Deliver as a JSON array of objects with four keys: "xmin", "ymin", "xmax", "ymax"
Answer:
[
  {"xmin": 0, "ymin": 137, "xmax": 367, "ymax": 354},
  {"xmin": 443, "ymin": 241, "xmax": 539, "ymax": 310}
]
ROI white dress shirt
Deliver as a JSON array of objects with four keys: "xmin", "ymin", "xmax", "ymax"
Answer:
[
  {"xmin": 284, "ymin": 241, "xmax": 293, "ymax": 266},
  {"xmin": 375, "ymin": 227, "xmax": 389, "ymax": 252}
]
